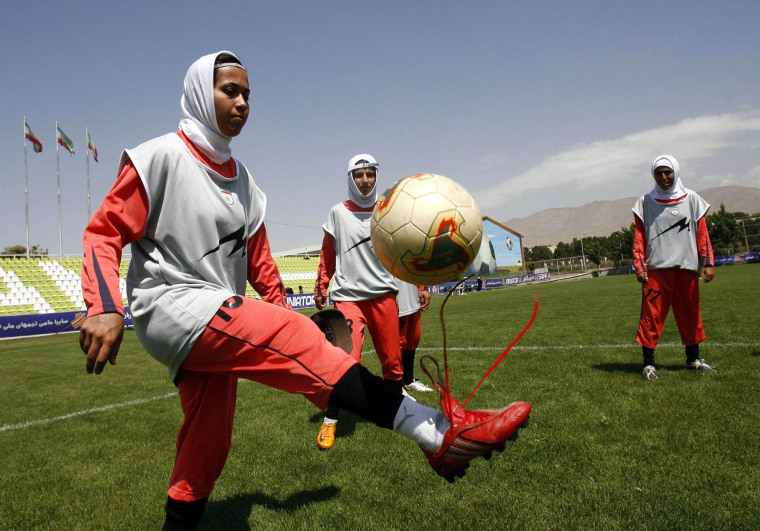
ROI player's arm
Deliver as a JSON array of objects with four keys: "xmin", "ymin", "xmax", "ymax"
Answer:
[
  {"xmin": 697, "ymin": 216, "xmax": 715, "ymax": 283},
  {"xmin": 417, "ymin": 286, "xmax": 431, "ymax": 311},
  {"xmin": 247, "ymin": 224, "xmax": 290, "ymax": 308},
  {"xmin": 80, "ymin": 160, "xmax": 148, "ymax": 374},
  {"xmin": 314, "ymin": 231, "xmax": 336, "ymax": 310},
  {"xmin": 632, "ymin": 215, "xmax": 648, "ymax": 284}
]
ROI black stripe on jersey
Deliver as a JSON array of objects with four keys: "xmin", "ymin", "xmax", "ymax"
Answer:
[
  {"xmin": 344, "ymin": 236, "xmax": 371, "ymax": 254},
  {"xmin": 91, "ymin": 249, "xmax": 117, "ymax": 313},
  {"xmin": 200, "ymin": 225, "xmax": 248, "ymax": 260},
  {"xmin": 653, "ymin": 217, "xmax": 690, "ymax": 239}
]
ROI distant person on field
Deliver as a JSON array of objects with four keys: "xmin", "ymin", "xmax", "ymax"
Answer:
[
  {"xmin": 78, "ymin": 51, "xmax": 530, "ymax": 529},
  {"xmin": 314, "ymin": 154, "xmax": 406, "ymax": 450},
  {"xmin": 397, "ymin": 280, "xmax": 433, "ymax": 393},
  {"xmin": 633, "ymin": 154, "xmax": 716, "ymax": 381}
]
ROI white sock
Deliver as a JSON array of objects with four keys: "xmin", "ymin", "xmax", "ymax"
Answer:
[
  {"xmin": 323, "ymin": 417, "xmax": 338, "ymax": 425},
  {"xmin": 392, "ymin": 397, "xmax": 450, "ymax": 452}
]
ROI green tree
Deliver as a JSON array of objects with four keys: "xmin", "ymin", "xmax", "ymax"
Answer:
[
  {"xmin": 553, "ymin": 241, "xmax": 573, "ymax": 258},
  {"xmin": 706, "ymin": 204, "xmax": 743, "ymax": 255},
  {"xmin": 585, "ymin": 240, "xmax": 605, "ymax": 268},
  {"xmin": 523, "ymin": 247, "xmax": 532, "ymax": 263},
  {"xmin": 2, "ymin": 245, "xmax": 47, "ymax": 256},
  {"xmin": 531, "ymin": 245, "xmax": 553, "ymax": 261}
]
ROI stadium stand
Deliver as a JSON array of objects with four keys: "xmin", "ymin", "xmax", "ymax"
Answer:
[{"xmin": 0, "ymin": 255, "xmax": 324, "ymax": 316}]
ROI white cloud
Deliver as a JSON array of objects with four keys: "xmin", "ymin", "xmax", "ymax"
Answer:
[{"xmin": 472, "ymin": 110, "xmax": 760, "ymax": 212}]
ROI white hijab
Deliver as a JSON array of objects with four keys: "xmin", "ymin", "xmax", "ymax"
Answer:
[
  {"xmin": 650, "ymin": 154, "xmax": 688, "ymax": 201},
  {"xmin": 347, "ymin": 153, "xmax": 379, "ymax": 208},
  {"xmin": 179, "ymin": 50, "xmax": 245, "ymax": 164}
]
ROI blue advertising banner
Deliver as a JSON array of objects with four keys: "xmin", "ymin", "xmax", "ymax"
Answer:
[
  {"xmin": 2, "ymin": 275, "xmax": 556, "ymax": 339},
  {"xmin": 0, "ymin": 308, "xmax": 133, "ymax": 339},
  {"xmin": 287, "ymin": 292, "xmax": 319, "ymax": 310},
  {"xmin": 426, "ymin": 272, "xmax": 550, "ymax": 295},
  {"xmin": 715, "ymin": 254, "xmax": 748, "ymax": 265}
]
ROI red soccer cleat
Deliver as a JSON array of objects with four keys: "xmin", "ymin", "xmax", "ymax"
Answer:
[
  {"xmin": 420, "ymin": 371, "xmax": 531, "ymax": 482},
  {"xmin": 419, "ymin": 287, "xmax": 536, "ymax": 482}
]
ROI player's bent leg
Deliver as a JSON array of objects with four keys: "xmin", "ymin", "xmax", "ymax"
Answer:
[
  {"xmin": 165, "ymin": 370, "xmax": 237, "ymax": 529},
  {"xmin": 186, "ymin": 296, "xmax": 357, "ymax": 411}
]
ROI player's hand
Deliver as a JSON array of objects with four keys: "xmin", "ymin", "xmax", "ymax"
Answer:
[
  {"xmin": 636, "ymin": 271, "xmax": 648, "ymax": 284},
  {"xmin": 418, "ymin": 290, "xmax": 431, "ymax": 311},
  {"xmin": 79, "ymin": 313, "xmax": 124, "ymax": 375},
  {"xmin": 702, "ymin": 266, "xmax": 715, "ymax": 283},
  {"xmin": 314, "ymin": 295, "xmax": 327, "ymax": 310}
]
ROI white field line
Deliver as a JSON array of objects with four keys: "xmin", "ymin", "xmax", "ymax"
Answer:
[
  {"xmin": 375, "ymin": 341, "xmax": 760, "ymax": 353},
  {"xmin": 3, "ymin": 341, "xmax": 758, "ymax": 434},
  {"xmin": 0, "ymin": 392, "xmax": 178, "ymax": 433}
]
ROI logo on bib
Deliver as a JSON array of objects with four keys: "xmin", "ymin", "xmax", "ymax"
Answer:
[
  {"xmin": 220, "ymin": 185, "xmax": 234, "ymax": 205},
  {"xmin": 670, "ymin": 207, "xmax": 678, "ymax": 216}
]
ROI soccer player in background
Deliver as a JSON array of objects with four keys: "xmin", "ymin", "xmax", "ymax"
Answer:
[
  {"xmin": 314, "ymin": 154, "xmax": 408, "ymax": 450},
  {"xmin": 79, "ymin": 51, "xmax": 531, "ymax": 530},
  {"xmin": 397, "ymin": 280, "xmax": 434, "ymax": 393},
  {"xmin": 633, "ymin": 154, "xmax": 717, "ymax": 381}
]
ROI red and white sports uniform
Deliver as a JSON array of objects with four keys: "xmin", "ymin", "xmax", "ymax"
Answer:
[
  {"xmin": 632, "ymin": 190, "xmax": 714, "ymax": 349},
  {"xmin": 82, "ymin": 131, "xmax": 357, "ymax": 501},
  {"xmin": 315, "ymin": 200, "xmax": 402, "ymax": 381},
  {"xmin": 397, "ymin": 280, "xmax": 423, "ymax": 352}
]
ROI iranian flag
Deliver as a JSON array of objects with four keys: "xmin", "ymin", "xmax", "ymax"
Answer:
[
  {"xmin": 56, "ymin": 125, "xmax": 75, "ymax": 154},
  {"xmin": 87, "ymin": 131, "xmax": 99, "ymax": 162},
  {"xmin": 24, "ymin": 121, "xmax": 43, "ymax": 153}
]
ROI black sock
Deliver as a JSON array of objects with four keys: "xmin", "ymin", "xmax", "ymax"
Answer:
[
  {"xmin": 324, "ymin": 403, "xmax": 340, "ymax": 421},
  {"xmin": 685, "ymin": 344, "xmax": 700, "ymax": 364},
  {"xmin": 401, "ymin": 349, "xmax": 416, "ymax": 385},
  {"xmin": 642, "ymin": 346, "xmax": 655, "ymax": 367},
  {"xmin": 163, "ymin": 496, "xmax": 208, "ymax": 531},
  {"xmin": 327, "ymin": 364, "xmax": 404, "ymax": 429}
]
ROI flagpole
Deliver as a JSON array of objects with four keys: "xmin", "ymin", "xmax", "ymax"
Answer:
[
  {"xmin": 23, "ymin": 116, "xmax": 30, "ymax": 259},
  {"xmin": 85, "ymin": 126, "xmax": 91, "ymax": 219},
  {"xmin": 56, "ymin": 121, "xmax": 63, "ymax": 257}
]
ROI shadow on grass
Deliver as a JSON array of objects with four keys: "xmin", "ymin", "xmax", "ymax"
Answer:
[
  {"xmin": 592, "ymin": 362, "xmax": 689, "ymax": 374},
  {"xmin": 201, "ymin": 486, "xmax": 341, "ymax": 529}
]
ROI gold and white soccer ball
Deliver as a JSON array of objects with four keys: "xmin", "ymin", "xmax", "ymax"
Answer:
[{"xmin": 371, "ymin": 173, "xmax": 483, "ymax": 285}]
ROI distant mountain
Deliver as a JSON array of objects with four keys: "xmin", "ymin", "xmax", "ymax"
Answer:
[{"xmin": 501, "ymin": 186, "xmax": 760, "ymax": 247}]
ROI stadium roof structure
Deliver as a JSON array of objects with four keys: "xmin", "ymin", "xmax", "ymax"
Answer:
[
  {"xmin": 482, "ymin": 216, "xmax": 524, "ymax": 238},
  {"xmin": 272, "ymin": 245, "xmax": 322, "ymax": 258}
]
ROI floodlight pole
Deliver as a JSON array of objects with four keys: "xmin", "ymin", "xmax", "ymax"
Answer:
[
  {"xmin": 581, "ymin": 232, "xmax": 586, "ymax": 272},
  {"xmin": 23, "ymin": 116, "xmax": 30, "ymax": 258},
  {"xmin": 56, "ymin": 121, "xmax": 63, "ymax": 257}
]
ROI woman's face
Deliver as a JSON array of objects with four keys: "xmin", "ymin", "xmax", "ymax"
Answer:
[
  {"xmin": 653, "ymin": 165, "xmax": 675, "ymax": 191},
  {"xmin": 352, "ymin": 168, "xmax": 377, "ymax": 196},
  {"xmin": 214, "ymin": 66, "xmax": 250, "ymax": 137}
]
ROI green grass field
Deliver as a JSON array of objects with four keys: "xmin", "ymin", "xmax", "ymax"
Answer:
[{"xmin": 1, "ymin": 266, "xmax": 758, "ymax": 530}]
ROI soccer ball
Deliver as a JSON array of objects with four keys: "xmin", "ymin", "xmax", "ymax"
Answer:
[
  {"xmin": 371, "ymin": 173, "xmax": 483, "ymax": 285},
  {"xmin": 466, "ymin": 230, "xmax": 497, "ymax": 276}
]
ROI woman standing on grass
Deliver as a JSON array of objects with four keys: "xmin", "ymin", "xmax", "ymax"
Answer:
[
  {"xmin": 633, "ymin": 154, "xmax": 716, "ymax": 381},
  {"xmin": 78, "ymin": 50, "xmax": 530, "ymax": 530}
]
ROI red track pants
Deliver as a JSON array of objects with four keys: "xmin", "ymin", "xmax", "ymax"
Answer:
[
  {"xmin": 399, "ymin": 309, "xmax": 422, "ymax": 352},
  {"xmin": 334, "ymin": 292, "xmax": 403, "ymax": 382},
  {"xmin": 635, "ymin": 268, "xmax": 706, "ymax": 349},
  {"xmin": 167, "ymin": 296, "xmax": 357, "ymax": 502}
]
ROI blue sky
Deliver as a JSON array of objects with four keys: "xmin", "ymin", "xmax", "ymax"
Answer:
[{"xmin": 2, "ymin": 1, "xmax": 759, "ymax": 254}]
